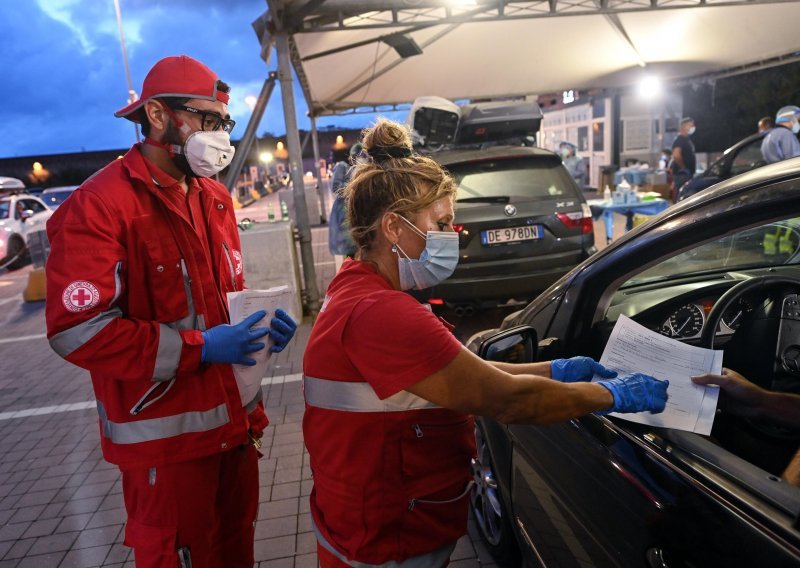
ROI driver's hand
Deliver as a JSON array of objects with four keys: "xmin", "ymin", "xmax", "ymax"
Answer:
[{"xmin": 691, "ymin": 368, "xmax": 769, "ymax": 418}]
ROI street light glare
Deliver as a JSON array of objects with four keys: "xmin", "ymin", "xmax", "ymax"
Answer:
[
  {"xmin": 260, "ymin": 152, "xmax": 273, "ymax": 163},
  {"xmin": 638, "ymin": 75, "xmax": 661, "ymax": 99}
]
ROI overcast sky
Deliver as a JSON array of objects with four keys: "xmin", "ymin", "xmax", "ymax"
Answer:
[{"xmin": 1, "ymin": 0, "xmax": 403, "ymax": 158}]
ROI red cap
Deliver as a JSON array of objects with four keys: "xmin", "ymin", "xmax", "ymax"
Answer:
[{"xmin": 115, "ymin": 55, "xmax": 230, "ymax": 122}]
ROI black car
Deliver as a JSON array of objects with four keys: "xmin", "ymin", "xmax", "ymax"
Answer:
[
  {"xmin": 468, "ymin": 157, "xmax": 800, "ymax": 566},
  {"xmin": 677, "ymin": 131, "xmax": 767, "ymax": 201},
  {"xmin": 412, "ymin": 146, "xmax": 596, "ymax": 314}
]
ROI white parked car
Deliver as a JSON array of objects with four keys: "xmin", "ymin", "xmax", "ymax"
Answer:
[
  {"xmin": 0, "ymin": 193, "xmax": 51, "ymax": 270},
  {"xmin": 40, "ymin": 185, "xmax": 78, "ymax": 210}
]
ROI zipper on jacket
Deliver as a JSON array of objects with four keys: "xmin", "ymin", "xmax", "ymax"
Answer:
[
  {"xmin": 222, "ymin": 242, "xmax": 236, "ymax": 289},
  {"xmin": 130, "ymin": 378, "xmax": 176, "ymax": 415},
  {"xmin": 408, "ymin": 481, "xmax": 475, "ymax": 511},
  {"xmin": 412, "ymin": 424, "xmax": 424, "ymax": 438}
]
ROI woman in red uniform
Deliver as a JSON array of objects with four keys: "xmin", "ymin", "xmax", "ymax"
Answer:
[{"xmin": 303, "ymin": 119, "xmax": 669, "ymax": 568}]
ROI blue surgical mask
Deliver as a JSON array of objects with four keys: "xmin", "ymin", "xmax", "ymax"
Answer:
[
  {"xmin": 394, "ymin": 216, "xmax": 459, "ymax": 290},
  {"xmin": 793, "ymin": 122, "xmax": 800, "ymax": 134}
]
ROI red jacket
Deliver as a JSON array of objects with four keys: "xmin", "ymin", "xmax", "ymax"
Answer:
[
  {"xmin": 45, "ymin": 145, "xmax": 266, "ymax": 470},
  {"xmin": 303, "ymin": 262, "xmax": 475, "ymax": 565}
]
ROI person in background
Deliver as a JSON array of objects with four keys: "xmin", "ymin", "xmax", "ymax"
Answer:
[
  {"xmin": 328, "ymin": 143, "xmax": 362, "ymax": 261},
  {"xmin": 559, "ymin": 141, "xmax": 586, "ymax": 189},
  {"xmin": 758, "ymin": 116, "xmax": 775, "ymax": 134},
  {"xmin": 304, "ymin": 118, "xmax": 669, "ymax": 568},
  {"xmin": 671, "ymin": 117, "xmax": 697, "ymax": 199},
  {"xmin": 45, "ymin": 55, "xmax": 298, "ymax": 567},
  {"xmin": 692, "ymin": 369, "xmax": 800, "ymax": 486},
  {"xmin": 658, "ymin": 148, "xmax": 672, "ymax": 171},
  {"xmin": 761, "ymin": 105, "xmax": 800, "ymax": 164}
]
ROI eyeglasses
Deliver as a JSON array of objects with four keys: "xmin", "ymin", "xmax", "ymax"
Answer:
[{"xmin": 173, "ymin": 105, "xmax": 236, "ymax": 134}]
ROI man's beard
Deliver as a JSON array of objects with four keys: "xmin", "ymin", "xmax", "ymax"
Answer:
[{"xmin": 164, "ymin": 120, "xmax": 194, "ymax": 178}]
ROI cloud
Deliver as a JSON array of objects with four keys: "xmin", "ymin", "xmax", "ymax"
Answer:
[{"xmin": 0, "ymin": 0, "xmax": 389, "ymax": 158}]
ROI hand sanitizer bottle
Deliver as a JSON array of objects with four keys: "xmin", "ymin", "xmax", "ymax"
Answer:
[{"xmin": 603, "ymin": 185, "xmax": 612, "ymax": 201}]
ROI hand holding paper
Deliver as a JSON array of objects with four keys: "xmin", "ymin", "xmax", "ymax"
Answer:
[
  {"xmin": 227, "ymin": 286, "xmax": 296, "ymax": 405},
  {"xmin": 201, "ymin": 311, "xmax": 269, "ymax": 366},
  {"xmin": 596, "ymin": 315, "xmax": 723, "ymax": 434}
]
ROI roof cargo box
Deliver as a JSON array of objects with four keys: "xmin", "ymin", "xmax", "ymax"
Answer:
[
  {"xmin": 456, "ymin": 101, "xmax": 542, "ymax": 145},
  {"xmin": 0, "ymin": 177, "xmax": 25, "ymax": 194},
  {"xmin": 407, "ymin": 96, "xmax": 461, "ymax": 147}
]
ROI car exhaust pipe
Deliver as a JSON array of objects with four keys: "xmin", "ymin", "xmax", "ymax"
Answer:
[
  {"xmin": 452, "ymin": 304, "xmax": 476, "ymax": 317},
  {"xmin": 454, "ymin": 306, "xmax": 466, "ymax": 317},
  {"xmin": 463, "ymin": 305, "xmax": 475, "ymax": 317}
]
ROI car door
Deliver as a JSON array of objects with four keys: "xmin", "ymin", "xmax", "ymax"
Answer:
[{"xmin": 505, "ymin": 172, "xmax": 800, "ymax": 566}]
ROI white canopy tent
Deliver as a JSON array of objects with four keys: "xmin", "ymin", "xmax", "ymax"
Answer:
[
  {"xmin": 268, "ymin": 0, "xmax": 800, "ymax": 116},
  {"xmin": 250, "ymin": 0, "xmax": 800, "ymax": 314}
]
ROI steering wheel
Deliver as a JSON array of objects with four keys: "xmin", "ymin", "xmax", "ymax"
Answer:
[{"xmin": 700, "ymin": 274, "xmax": 800, "ymax": 446}]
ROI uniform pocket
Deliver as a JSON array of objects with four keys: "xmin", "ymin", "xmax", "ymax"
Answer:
[
  {"xmin": 142, "ymin": 243, "xmax": 189, "ymax": 322},
  {"xmin": 401, "ymin": 417, "xmax": 475, "ymax": 491}
]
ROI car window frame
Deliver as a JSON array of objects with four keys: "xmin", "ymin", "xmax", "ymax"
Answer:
[{"xmin": 544, "ymin": 175, "xmax": 800, "ymax": 513}]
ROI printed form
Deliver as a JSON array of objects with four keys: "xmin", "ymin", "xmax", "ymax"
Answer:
[
  {"xmin": 227, "ymin": 286, "xmax": 295, "ymax": 405},
  {"xmin": 596, "ymin": 315, "xmax": 723, "ymax": 434}
]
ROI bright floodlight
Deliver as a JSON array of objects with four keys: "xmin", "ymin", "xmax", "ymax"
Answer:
[
  {"xmin": 638, "ymin": 76, "xmax": 661, "ymax": 99},
  {"xmin": 259, "ymin": 152, "xmax": 273, "ymax": 163}
]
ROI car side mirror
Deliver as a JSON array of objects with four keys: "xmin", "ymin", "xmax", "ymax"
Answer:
[
  {"xmin": 477, "ymin": 325, "xmax": 538, "ymax": 364},
  {"xmin": 19, "ymin": 210, "xmax": 33, "ymax": 222}
]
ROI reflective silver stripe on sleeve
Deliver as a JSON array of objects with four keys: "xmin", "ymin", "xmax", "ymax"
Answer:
[
  {"xmin": 312, "ymin": 517, "xmax": 455, "ymax": 567},
  {"xmin": 222, "ymin": 242, "xmax": 235, "ymax": 289},
  {"xmin": 153, "ymin": 324, "xmax": 182, "ymax": 381},
  {"xmin": 49, "ymin": 307, "xmax": 123, "ymax": 358},
  {"xmin": 97, "ymin": 401, "xmax": 230, "ymax": 445},
  {"xmin": 110, "ymin": 261, "xmax": 123, "ymax": 306},
  {"xmin": 303, "ymin": 376, "xmax": 440, "ymax": 412}
]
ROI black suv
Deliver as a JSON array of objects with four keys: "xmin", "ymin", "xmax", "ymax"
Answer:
[{"xmin": 412, "ymin": 146, "xmax": 596, "ymax": 313}]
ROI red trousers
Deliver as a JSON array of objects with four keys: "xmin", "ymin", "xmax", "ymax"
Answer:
[{"xmin": 122, "ymin": 444, "xmax": 259, "ymax": 568}]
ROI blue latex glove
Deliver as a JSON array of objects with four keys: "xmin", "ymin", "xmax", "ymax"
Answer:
[
  {"xmin": 551, "ymin": 356, "xmax": 617, "ymax": 382},
  {"xmin": 201, "ymin": 310, "xmax": 269, "ymax": 366},
  {"xmin": 269, "ymin": 309, "xmax": 297, "ymax": 353},
  {"xmin": 597, "ymin": 373, "xmax": 669, "ymax": 414}
]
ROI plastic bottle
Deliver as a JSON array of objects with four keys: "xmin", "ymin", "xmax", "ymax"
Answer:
[
  {"xmin": 603, "ymin": 185, "xmax": 612, "ymax": 201},
  {"xmin": 280, "ymin": 200, "xmax": 289, "ymax": 221},
  {"xmin": 267, "ymin": 202, "xmax": 275, "ymax": 222}
]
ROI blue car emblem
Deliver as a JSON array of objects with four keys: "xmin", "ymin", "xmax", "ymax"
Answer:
[{"xmin": 504, "ymin": 204, "xmax": 517, "ymax": 217}]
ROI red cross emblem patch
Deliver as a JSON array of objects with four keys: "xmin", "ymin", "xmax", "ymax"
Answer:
[
  {"xmin": 62, "ymin": 281, "xmax": 100, "ymax": 313},
  {"xmin": 233, "ymin": 250, "xmax": 243, "ymax": 276}
]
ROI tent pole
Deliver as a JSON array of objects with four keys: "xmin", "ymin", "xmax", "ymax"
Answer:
[
  {"xmin": 310, "ymin": 116, "xmax": 326, "ymax": 223},
  {"xmin": 224, "ymin": 73, "xmax": 276, "ymax": 193},
  {"xmin": 275, "ymin": 30, "xmax": 322, "ymax": 315}
]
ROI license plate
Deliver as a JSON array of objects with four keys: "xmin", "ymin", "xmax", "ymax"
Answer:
[{"xmin": 481, "ymin": 225, "xmax": 542, "ymax": 245}]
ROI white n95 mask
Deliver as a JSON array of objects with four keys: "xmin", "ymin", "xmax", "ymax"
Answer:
[{"xmin": 181, "ymin": 130, "xmax": 235, "ymax": 177}]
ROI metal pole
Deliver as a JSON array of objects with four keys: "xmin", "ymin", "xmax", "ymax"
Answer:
[
  {"xmin": 113, "ymin": 0, "xmax": 140, "ymax": 143},
  {"xmin": 224, "ymin": 74, "xmax": 276, "ymax": 193},
  {"xmin": 275, "ymin": 31, "xmax": 321, "ymax": 314},
  {"xmin": 310, "ymin": 116, "xmax": 326, "ymax": 223}
]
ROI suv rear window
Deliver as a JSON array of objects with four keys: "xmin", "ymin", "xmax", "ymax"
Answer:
[{"xmin": 448, "ymin": 157, "xmax": 578, "ymax": 201}]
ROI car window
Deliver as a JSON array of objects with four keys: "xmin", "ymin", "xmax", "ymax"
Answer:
[
  {"xmin": 448, "ymin": 157, "xmax": 577, "ymax": 201},
  {"xmin": 0, "ymin": 200, "xmax": 8, "ymax": 219},
  {"xmin": 730, "ymin": 139, "xmax": 767, "ymax": 176},
  {"xmin": 21, "ymin": 199, "xmax": 46, "ymax": 214},
  {"xmin": 623, "ymin": 218, "xmax": 800, "ymax": 287}
]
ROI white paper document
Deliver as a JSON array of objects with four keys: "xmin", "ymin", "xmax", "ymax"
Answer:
[
  {"xmin": 227, "ymin": 286, "xmax": 295, "ymax": 405},
  {"xmin": 596, "ymin": 315, "xmax": 723, "ymax": 434}
]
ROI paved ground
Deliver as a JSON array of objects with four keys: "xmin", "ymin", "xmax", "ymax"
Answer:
[{"xmin": 0, "ymin": 184, "xmax": 628, "ymax": 567}]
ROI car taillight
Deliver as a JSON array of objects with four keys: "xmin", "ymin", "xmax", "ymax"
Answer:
[
  {"xmin": 452, "ymin": 224, "xmax": 464, "ymax": 233},
  {"xmin": 556, "ymin": 207, "xmax": 593, "ymax": 234},
  {"xmin": 428, "ymin": 298, "xmax": 445, "ymax": 305}
]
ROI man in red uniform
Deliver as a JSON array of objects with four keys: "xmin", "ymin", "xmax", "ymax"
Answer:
[{"xmin": 45, "ymin": 55, "xmax": 297, "ymax": 567}]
